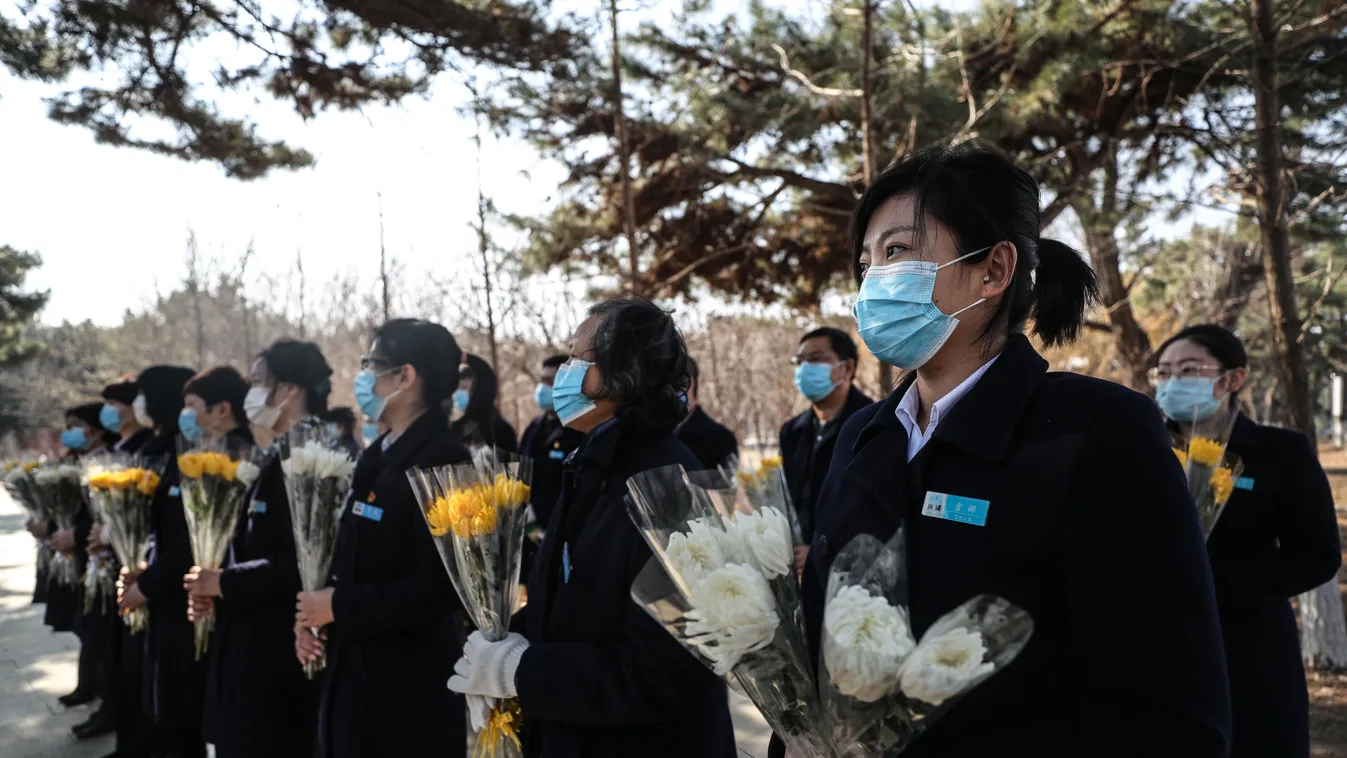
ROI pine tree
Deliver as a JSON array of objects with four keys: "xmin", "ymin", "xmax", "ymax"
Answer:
[{"xmin": 0, "ymin": 245, "xmax": 49, "ymax": 364}]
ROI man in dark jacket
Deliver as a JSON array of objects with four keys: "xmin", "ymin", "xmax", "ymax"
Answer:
[
  {"xmin": 779, "ymin": 327, "xmax": 872, "ymax": 568},
  {"xmin": 519, "ymin": 355, "xmax": 585, "ymax": 528},
  {"xmin": 675, "ymin": 357, "xmax": 739, "ymax": 470}
]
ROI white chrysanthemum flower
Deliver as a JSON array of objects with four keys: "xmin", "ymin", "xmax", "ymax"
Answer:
[
  {"xmin": 283, "ymin": 442, "xmax": 355, "ymax": 480},
  {"xmin": 33, "ymin": 467, "xmax": 63, "ymax": 486},
  {"xmin": 235, "ymin": 461, "xmax": 262, "ymax": 487},
  {"xmin": 685, "ymin": 562, "xmax": 780, "ymax": 675},
  {"xmin": 824, "ymin": 585, "xmax": 915, "ymax": 702},
  {"xmin": 734, "ymin": 507, "xmax": 793, "ymax": 579},
  {"xmin": 899, "ymin": 627, "xmax": 995, "ymax": 706},
  {"xmin": 665, "ymin": 518, "xmax": 729, "ymax": 588},
  {"xmin": 58, "ymin": 464, "xmax": 83, "ymax": 482}
]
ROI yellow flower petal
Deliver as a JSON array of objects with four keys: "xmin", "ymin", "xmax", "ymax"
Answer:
[
  {"xmin": 178, "ymin": 454, "xmax": 204, "ymax": 479},
  {"xmin": 1173, "ymin": 447, "xmax": 1188, "ymax": 468},
  {"xmin": 1210, "ymin": 467, "xmax": 1235, "ymax": 504},
  {"xmin": 1188, "ymin": 437, "xmax": 1225, "ymax": 467}
]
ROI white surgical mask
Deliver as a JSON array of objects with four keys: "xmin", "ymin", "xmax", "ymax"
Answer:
[
  {"xmin": 132, "ymin": 395, "xmax": 152, "ymax": 428},
  {"xmin": 244, "ymin": 386, "xmax": 284, "ymax": 430}
]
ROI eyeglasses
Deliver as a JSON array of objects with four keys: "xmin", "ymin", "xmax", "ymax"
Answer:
[
  {"xmin": 1147, "ymin": 364, "xmax": 1222, "ymax": 387},
  {"xmin": 360, "ymin": 356, "xmax": 394, "ymax": 371},
  {"xmin": 791, "ymin": 354, "xmax": 840, "ymax": 367}
]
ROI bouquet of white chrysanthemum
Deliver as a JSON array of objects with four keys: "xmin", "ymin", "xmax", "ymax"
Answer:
[
  {"xmin": 818, "ymin": 531, "xmax": 1034, "ymax": 755},
  {"xmin": 723, "ymin": 455, "xmax": 804, "ymax": 545},
  {"xmin": 84, "ymin": 456, "xmax": 162, "ymax": 633},
  {"xmin": 178, "ymin": 437, "xmax": 262, "ymax": 659},
  {"xmin": 627, "ymin": 465, "xmax": 832, "ymax": 758},
  {"xmin": 410, "ymin": 447, "xmax": 533, "ymax": 758},
  {"xmin": 33, "ymin": 463, "xmax": 86, "ymax": 587},
  {"xmin": 280, "ymin": 427, "xmax": 357, "ymax": 678},
  {"xmin": 4, "ymin": 460, "xmax": 53, "ymax": 583}
]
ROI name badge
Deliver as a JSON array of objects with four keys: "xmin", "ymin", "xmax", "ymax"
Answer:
[
  {"xmin": 250, "ymin": 500, "xmax": 267, "ymax": 514},
  {"xmin": 168, "ymin": 486, "xmax": 180, "ymax": 497},
  {"xmin": 562, "ymin": 542, "xmax": 572, "ymax": 583},
  {"xmin": 1235, "ymin": 477, "xmax": 1255, "ymax": 492},
  {"xmin": 352, "ymin": 501, "xmax": 383, "ymax": 522},
  {"xmin": 549, "ymin": 449, "xmax": 566, "ymax": 460},
  {"xmin": 922, "ymin": 491, "xmax": 991, "ymax": 527}
]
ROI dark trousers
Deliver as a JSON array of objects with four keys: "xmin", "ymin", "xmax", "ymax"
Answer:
[{"xmin": 114, "ymin": 628, "xmax": 156, "ymax": 758}]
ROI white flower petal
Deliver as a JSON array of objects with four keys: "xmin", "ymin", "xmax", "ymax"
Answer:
[
  {"xmin": 898, "ymin": 627, "xmax": 995, "ymax": 706},
  {"xmin": 824, "ymin": 585, "xmax": 915, "ymax": 702}
]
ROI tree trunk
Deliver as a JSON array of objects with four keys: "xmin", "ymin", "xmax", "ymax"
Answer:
[
  {"xmin": 609, "ymin": 0, "xmax": 640, "ymax": 296},
  {"xmin": 1079, "ymin": 220, "xmax": 1152, "ymax": 392},
  {"xmin": 378, "ymin": 192, "xmax": 391, "ymax": 322},
  {"xmin": 1250, "ymin": 0, "xmax": 1344, "ymax": 670},
  {"xmin": 859, "ymin": 0, "xmax": 893, "ymax": 395}
]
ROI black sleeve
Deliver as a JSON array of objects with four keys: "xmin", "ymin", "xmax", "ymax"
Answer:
[{"xmin": 137, "ymin": 479, "xmax": 192, "ymax": 602}]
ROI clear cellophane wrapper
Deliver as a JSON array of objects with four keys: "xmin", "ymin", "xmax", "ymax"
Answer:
[
  {"xmin": 627, "ymin": 465, "xmax": 833, "ymax": 757},
  {"xmin": 4, "ymin": 461, "xmax": 54, "ymax": 584},
  {"xmin": 33, "ymin": 463, "xmax": 84, "ymax": 587},
  {"xmin": 820, "ymin": 531, "xmax": 1034, "ymax": 756},
  {"xmin": 411, "ymin": 447, "xmax": 533, "ymax": 758},
  {"xmin": 280, "ymin": 426, "xmax": 357, "ymax": 678},
  {"xmin": 177, "ymin": 436, "xmax": 261, "ymax": 659},
  {"xmin": 84, "ymin": 454, "xmax": 163, "ymax": 633},
  {"xmin": 1173, "ymin": 412, "xmax": 1244, "ymax": 540}
]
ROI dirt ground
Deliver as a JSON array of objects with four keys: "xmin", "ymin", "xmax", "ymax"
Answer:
[{"xmin": 1309, "ymin": 445, "xmax": 1347, "ymax": 756}]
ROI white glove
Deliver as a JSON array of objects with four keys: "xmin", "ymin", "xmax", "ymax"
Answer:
[
  {"xmin": 447, "ymin": 630, "xmax": 528, "ymax": 700},
  {"xmin": 465, "ymin": 694, "xmax": 496, "ymax": 732}
]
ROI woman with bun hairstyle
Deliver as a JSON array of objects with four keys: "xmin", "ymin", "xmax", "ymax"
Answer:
[
  {"xmin": 1154, "ymin": 324, "xmax": 1340, "ymax": 758},
  {"xmin": 296, "ymin": 319, "xmax": 472, "ymax": 758},
  {"xmin": 772, "ymin": 144, "xmax": 1231, "ymax": 757},
  {"xmin": 451, "ymin": 353, "xmax": 519, "ymax": 453}
]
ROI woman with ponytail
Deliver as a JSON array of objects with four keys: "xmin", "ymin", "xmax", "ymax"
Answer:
[
  {"xmin": 184, "ymin": 342, "xmax": 330, "ymax": 758},
  {"xmin": 772, "ymin": 143, "xmax": 1231, "ymax": 757}
]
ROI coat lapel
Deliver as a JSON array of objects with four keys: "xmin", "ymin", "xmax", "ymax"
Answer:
[{"xmin": 845, "ymin": 380, "xmax": 913, "ymax": 528}]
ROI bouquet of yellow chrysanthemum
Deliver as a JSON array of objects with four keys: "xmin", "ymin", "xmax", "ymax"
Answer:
[
  {"xmin": 84, "ymin": 455, "xmax": 164, "ymax": 633},
  {"xmin": 1173, "ymin": 415, "xmax": 1245, "ymax": 540},
  {"xmin": 410, "ymin": 447, "xmax": 533, "ymax": 758},
  {"xmin": 177, "ymin": 437, "xmax": 261, "ymax": 658},
  {"xmin": 280, "ymin": 426, "xmax": 357, "ymax": 678}
]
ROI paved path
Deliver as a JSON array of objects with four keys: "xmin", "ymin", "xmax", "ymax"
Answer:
[{"xmin": 0, "ymin": 492, "xmax": 112, "ymax": 758}]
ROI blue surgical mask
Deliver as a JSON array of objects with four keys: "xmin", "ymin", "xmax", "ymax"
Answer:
[
  {"xmin": 61, "ymin": 428, "xmax": 88, "ymax": 451},
  {"xmin": 100, "ymin": 404, "xmax": 123, "ymax": 433},
  {"xmin": 794, "ymin": 362, "xmax": 839, "ymax": 403},
  {"xmin": 453, "ymin": 389, "xmax": 471, "ymax": 413},
  {"xmin": 553, "ymin": 359, "xmax": 597, "ymax": 427},
  {"xmin": 362, "ymin": 422, "xmax": 380, "ymax": 443},
  {"xmin": 1156, "ymin": 377, "xmax": 1223, "ymax": 423},
  {"xmin": 178, "ymin": 408, "xmax": 203, "ymax": 442},
  {"xmin": 853, "ymin": 248, "xmax": 989, "ymax": 370},
  {"xmin": 535, "ymin": 383, "xmax": 554, "ymax": 412},
  {"xmin": 354, "ymin": 368, "xmax": 400, "ymax": 422}
]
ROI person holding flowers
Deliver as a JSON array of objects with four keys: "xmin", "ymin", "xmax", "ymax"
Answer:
[
  {"xmin": 446, "ymin": 297, "xmax": 737, "ymax": 758},
  {"xmin": 116, "ymin": 364, "xmax": 205, "ymax": 758},
  {"xmin": 775, "ymin": 144, "xmax": 1232, "ymax": 757},
  {"xmin": 1154, "ymin": 324, "xmax": 1341, "ymax": 758},
  {"xmin": 297, "ymin": 318, "xmax": 472, "ymax": 758},
  {"xmin": 182, "ymin": 353, "xmax": 325, "ymax": 758}
]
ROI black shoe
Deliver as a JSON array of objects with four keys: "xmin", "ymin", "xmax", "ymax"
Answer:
[
  {"xmin": 73, "ymin": 708, "xmax": 116, "ymax": 740},
  {"xmin": 59, "ymin": 689, "xmax": 96, "ymax": 707}
]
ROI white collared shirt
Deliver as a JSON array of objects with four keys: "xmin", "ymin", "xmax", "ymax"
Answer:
[{"xmin": 896, "ymin": 356, "xmax": 999, "ymax": 462}]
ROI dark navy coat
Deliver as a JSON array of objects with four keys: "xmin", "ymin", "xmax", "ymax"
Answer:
[
  {"xmin": 794, "ymin": 335, "xmax": 1232, "ymax": 757},
  {"xmin": 1208, "ymin": 414, "xmax": 1341, "ymax": 758},
  {"xmin": 520, "ymin": 413, "xmax": 585, "ymax": 528},
  {"xmin": 515, "ymin": 417, "xmax": 737, "ymax": 758},
  {"xmin": 320, "ymin": 410, "xmax": 470, "ymax": 758},
  {"xmin": 205, "ymin": 448, "xmax": 317, "ymax": 758},
  {"xmin": 780, "ymin": 386, "xmax": 873, "ymax": 540},
  {"xmin": 675, "ymin": 405, "xmax": 740, "ymax": 470}
]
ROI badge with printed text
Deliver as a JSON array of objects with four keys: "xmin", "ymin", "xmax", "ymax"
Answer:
[
  {"xmin": 168, "ymin": 486, "xmax": 180, "ymax": 498},
  {"xmin": 922, "ymin": 491, "xmax": 991, "ymax": 527},
  {"xmin": 1235, "ymin": 477, "xmax": 1255, "ymax": 492},
  {"xmin": 250, "ymin": 500, "xmax": 267, "ymax": 514},
  {"xmin": 352, "ymin": 501, "xmax": 384, "ymax": 522}
]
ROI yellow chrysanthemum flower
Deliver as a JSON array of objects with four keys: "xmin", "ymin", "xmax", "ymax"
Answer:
[
  {"xmin": 427, "ymin": 497, "xmax": 453, "ymax": 537},
  {"xmin": 22, "ymin": 461, "xmax": 40, "ymax": 472},
  {"xmin": 493, "ymin": 473, "xmax": 531, "ymax": 509},
  {"xmin": 447, "ymin": 484, "xmax": 495, "ymax": 538},
  {"xmin": 218, "ymin": 457, "xmax": 240, "ymax": 482},
  {"xmin": 1210, "ymin": 467, "xmax": 1235, "ymax": 504},
  {"xmin": 759, "ymin": 456, "xmax": 782, "ymax": 471},
  {"xmin": 1187, "ymin": 437, "xmax": 1225, "ymax": 467},
  {"xmin": 137, "ymin": 470, "xmax": 161, "ymax": 496},
  {"xmin": 1173, "ymin": 447, "xmax": 1188, "ymax": 468},
  {"xmin": 87, "ymin": 472, "xmax": 113, "ymax": 490},
  {"xmin": 200, "ymin": 453, "xmax": 224, "ymax": 477},
  {"xmin": 178, "ymin": 454, "xmax": 205, "ymax": 479}
]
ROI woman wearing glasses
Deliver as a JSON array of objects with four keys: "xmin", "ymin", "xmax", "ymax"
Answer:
[
  {"xmin": 1154, "ymin": 324, "xmax": 1340, "ymax": 758},
  {"xmin": 296, "ymin": 319, "xmax": 472, "ymax": 758}
]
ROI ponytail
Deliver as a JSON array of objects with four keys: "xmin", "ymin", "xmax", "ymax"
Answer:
[
  {"xmin": 258, "ymin": 339, "xmax": 334, "ymax": 422},
  {"xmin": 1031, "ymin": 238, "xmax": 1099, "ymax": 347}
]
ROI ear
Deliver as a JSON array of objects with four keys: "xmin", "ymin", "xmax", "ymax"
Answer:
[
  {"xmin": 978, "ymin": 241, "xmax": 1018, "ymax": 300},
  {"xmin": 398, "ymin": 364, "xmax": 419, "ymax": 393},
  {"xmin": 1225, "ymin": 367, "xmax": 1248, "ymax": 395},
  {"xmin": 838, "ymin": 358, "xmax": 856, "ymax": 382}
]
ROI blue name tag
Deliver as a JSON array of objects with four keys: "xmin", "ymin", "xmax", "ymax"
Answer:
[
  {"xmin": 549, "ymin": 449, "xmax": 567, "ymax": 460},
  {"xmin": 352, "ymin": 502, "xmax": 383, "ymax": 522},
  {"xmin": 562, "ymin": 542, "xmax": 572, "ymax": 583},
  {"xmin": 168, "ymin": 486, "xmax": 180, "ymax": 497},
  {"xmin": 922, "ymin": 491, "xmax": 991, "ymax": 527},
  {"xmin": 1235, "ymin": 477, "xmax": 1255, "ymax": 491},
  {"xmin": 250, "ymin": 500, "xmax": 267, "ymax": 514}
]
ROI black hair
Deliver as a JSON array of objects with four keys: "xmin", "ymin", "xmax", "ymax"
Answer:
[
  {"xmin": 460, "ymin": 354, "xmax": 500, "ymax": 426},
  {"xmin": 258, "ymin": 339, "xmax": 334, "ymax": 421},
  {"xmin": 1155, "ymin": 324, "xmax": 1249, "ymax": 370},
  {"xmin": 370, "ymin": 319, "xmax": 462, "ymax": 410},
  {"xmin": 65, "ymin": 403, "xmax": 103, "ymax": 429},
  {"xmin": 799, "ymin": 327, "xmax": 860, "ymax": 364},
  {"xmin": 586, "ymin": 298, "xmax": 691, "ymax": 436},
  {"xmin": 848, "ymin": 142, "xmax": 1099, "ymax": 347},
  {"xmin": 101, "ymin": 379, "xmax": 139, "ymax": 406},
  {"xmin": 136, "ymin": 365, "xmax": 197, "ymax": 432},
  {"xmin": 184, "ymin": 366, "xmax": 250, "ymax": 425},
  {"xmin": 542, "ymin": 354, "xmax": 569, "ymax": 370},
  {"xmin": 686, "ymin": 356, "xmax": 700, "ymax": 381}
]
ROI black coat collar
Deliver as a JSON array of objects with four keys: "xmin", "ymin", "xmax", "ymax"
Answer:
[
  {"xmin": 1228, "ymin": 412, "xmax": 1262, "ymax": 451},
  {"xmin": 787, "ymin": 386, "xmax": 874, "ymax": 435},
  {"xmin": 380, "ymin": 410, "xmax": 450, "ymax": 476},
  {"xmin": 853, "ymin": 333, "xmax": 1048, "ymax": 464}
]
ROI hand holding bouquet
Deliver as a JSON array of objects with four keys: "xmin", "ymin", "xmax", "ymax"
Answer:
[
  {"xmin": 178, "ymin": 438, "xmax": 261, "ymax": 659},
  {"xmin": 280, "ymin": 427, "xmax": 357, "ymax": 678},
  {"xmin": 412, "ymin": 449, "xmax": 533, "ymax": 758},
  {"xmin": 85, "ymin": 457, "xmax": 162, "ymax": 633}
]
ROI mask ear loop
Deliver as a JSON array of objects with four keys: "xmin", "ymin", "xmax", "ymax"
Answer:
[{"xmin": 935, "ymin": 246, "xmax": 995, "ymax": 318}]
